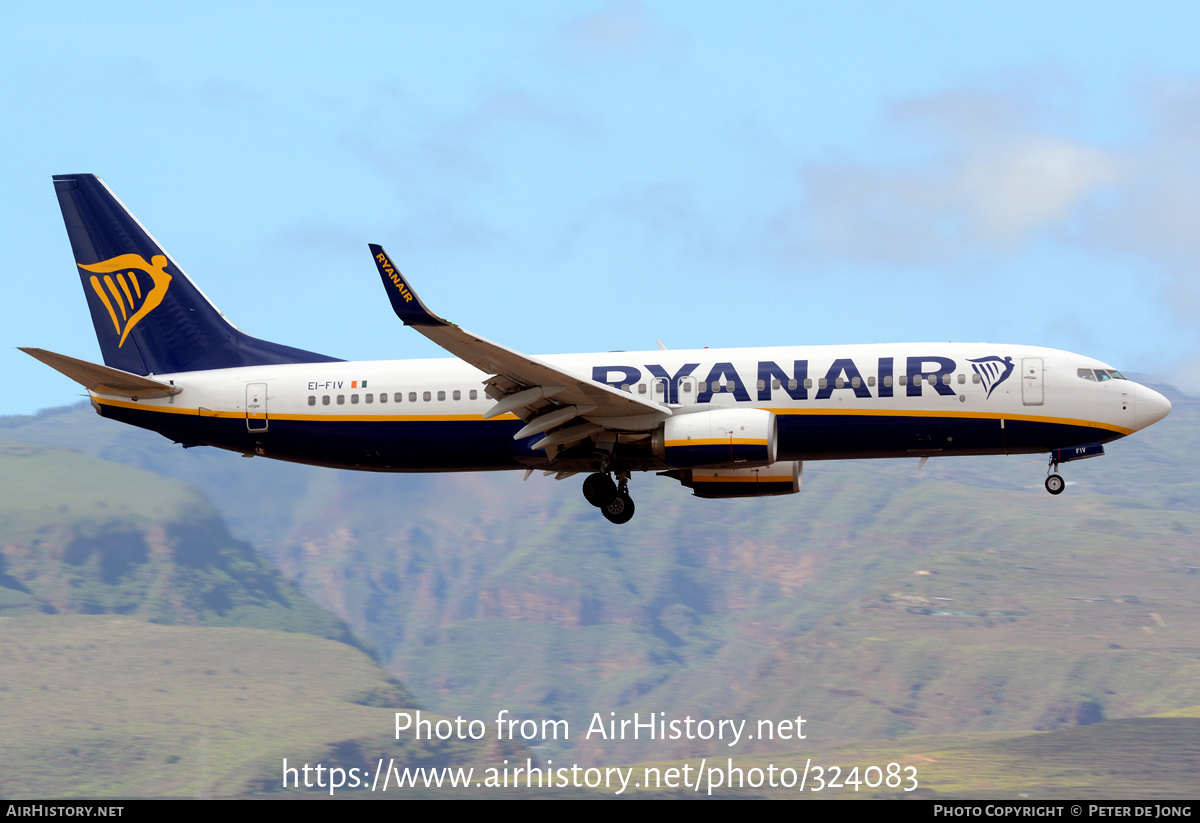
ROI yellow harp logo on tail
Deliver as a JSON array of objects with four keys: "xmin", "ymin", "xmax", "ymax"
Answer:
[{"xmin": 79, "ymin": 254, "xmax": 173, "ymax": 347}]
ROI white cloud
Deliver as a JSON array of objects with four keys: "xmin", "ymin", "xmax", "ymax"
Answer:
[
  {"xmin": 774, "ymin": 84, "xmax": 1121, "ymax": 266},
  {"xmin": 771, "ymin": 75, "xmax": 1200, "ymax": 335},
  {"xmin": 1083, "ymin": 79, "xmax": 1200, "ymax": 265},
  {"xmin": 957, "ymin": 136, "xmax": 1116, "ymax": 244}
]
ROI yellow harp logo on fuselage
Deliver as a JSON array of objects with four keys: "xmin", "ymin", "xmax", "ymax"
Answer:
[{"xmin": 79, "ymin": 254, "xmax": 173, "ymax": 348}]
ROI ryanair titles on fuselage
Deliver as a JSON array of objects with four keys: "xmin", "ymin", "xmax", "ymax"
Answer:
[{"xmin": 589, "ymin": 354, "xmax": 1014, "ymax": 405}]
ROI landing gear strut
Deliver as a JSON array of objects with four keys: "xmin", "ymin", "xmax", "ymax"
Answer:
[
  {"xmin": 583, "ymin": 470, "xmax": 635, "ymax": 523},
  {"xmin": 1045, "ymin": 458, "xmax": 1065, "ymax": 495}
]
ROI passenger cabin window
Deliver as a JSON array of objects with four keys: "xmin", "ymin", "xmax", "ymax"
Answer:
[
  {"xmin": 351, "ymin": 394, "xmax": 359, "ymax": 404},
  {"xmin": 423, "ymin": 391, "xmax": 432, "ymax": 401},
  {"xmin": 365, "ymin": 393, "xmax": 373, "ymax": 404},
  {"xmin": 453, "ymin": 390, "xmax": 461, "ymax": 400},
  {"xmin": 396, "ymin": 393, "xmax": 404, "ymax": 402},
  {"xmin": 883, "ymin": 375, "xmax": 893, "ymax": 387},
  {"xmin": 470, "ymin": 389, "xmax": 478, "ymax": 400},
  {"xmin": 337, "ymin": 395, "xmax": 345, "ymax": 405},
  {"xmin": 409, "ymin": 392, "xmax": 417, "ymax": 402},
  {"xmin": 308, "ymin": 396, "xmax": 316, "ymax": 406},
  {"xmin": 788, "ymin": 379, "xmax": 798, "ymax": 390},
  {"xmin": 322, "ymin": 395, "xmax": 330, "ymax": 405},
  {"xmin": 437, "ymin": 391, "xmax": 446, "ymax": 401},
  {"xmin": 379, "ymin": 393, "xmax": 387, "ymax": 403},
  {"xmin": 867, "ymin": 376, "xmax": 875, "ymax": 387}
]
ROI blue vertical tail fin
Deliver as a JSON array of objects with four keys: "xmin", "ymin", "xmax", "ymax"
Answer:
[{"xmin": 53, "ymin": 174, "xmax": 339, "ymax": 375}]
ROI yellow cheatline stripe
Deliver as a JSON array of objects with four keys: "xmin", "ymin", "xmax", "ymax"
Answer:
[
  {"xmin": 103, "ymin": 275, "xmax": 127, "ymax": 320},
  {"xmin": 764, "ymin": 406, "xmax": 1134, "ymax": 436},
  {"xmin": 93, "ymin": 396, "xmax": 518, "ymax": 423},
  {"xmin": 89, "ymin": 276, "xmax": 121, "ymax": 335},
  {"xmin": 91, "ymin": 396, "xmax": 1131, "ymax": 435},
  {"xmin": 665, "ymin": 438, "xmax": 768, "ymax": 447}
]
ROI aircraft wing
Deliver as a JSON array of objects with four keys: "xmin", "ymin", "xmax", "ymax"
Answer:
[{"xmin": 369, "ymin": 245, "xmax": 669, "ymax": 445}]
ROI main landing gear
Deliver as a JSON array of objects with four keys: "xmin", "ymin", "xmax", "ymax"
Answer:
[{"xmin": 582, "ymin": 470, "xmax": 635, "ymax": 524}]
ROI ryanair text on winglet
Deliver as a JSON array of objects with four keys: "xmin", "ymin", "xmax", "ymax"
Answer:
[{"xmin": 377, "ymin": 252, "xmax": 414, "ymax": 303}]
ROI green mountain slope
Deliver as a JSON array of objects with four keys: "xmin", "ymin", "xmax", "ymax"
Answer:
[
  {"xmin": 0, "ymin": 440, "xmax": 354, "ymax": 644},
  {"xmin": 0, "ymin": 615, "xmax": 465, "ymax": 798},
  {"xmin": 3, "ymin": 383, "xmax": 1197, "ymax": 781}
]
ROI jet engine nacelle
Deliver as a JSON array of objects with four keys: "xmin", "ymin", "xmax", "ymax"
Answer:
[
  {"xmin": 651, "ymin": 407, "xmax": 778, "ymax": 469},
  {"xmin": 665, "ymin": 461, "xmax": 802, "ymax": 498}
]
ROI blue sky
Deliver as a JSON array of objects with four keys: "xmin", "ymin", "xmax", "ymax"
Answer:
[{"xmin": 5, "ymin": 1, "xmax": 1200, "ymax": 416}]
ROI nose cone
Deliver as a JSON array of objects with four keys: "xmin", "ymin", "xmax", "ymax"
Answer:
[{"xmin": 1134, "ymin": 383, "xmax": 1172, "ymax": 430}]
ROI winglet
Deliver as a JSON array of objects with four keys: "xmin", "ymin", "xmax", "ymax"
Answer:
[{"xmin": 369, "ymin": 244, "xmax": 448, "ymax": 327}]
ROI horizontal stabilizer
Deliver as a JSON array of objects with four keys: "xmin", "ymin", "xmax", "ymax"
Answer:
[{"xmin": 20, "ymin": 347, "xmax": 181, "ymax": 399}]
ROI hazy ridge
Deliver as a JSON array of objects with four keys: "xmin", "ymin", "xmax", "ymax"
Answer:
[{"xmin": 1, "ymin": 382, "xmax": 1196, "ymax": 794}]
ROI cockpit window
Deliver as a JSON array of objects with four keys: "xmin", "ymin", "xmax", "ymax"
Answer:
[{"xmin": 1080, "ymin": 368, "xmax": 1126, "ymax": 382}]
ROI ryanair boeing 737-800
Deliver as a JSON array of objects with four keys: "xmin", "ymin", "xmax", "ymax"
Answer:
[{"xmin": 24, "ymin": 174, "xmax": 1172, "ymax": 523}]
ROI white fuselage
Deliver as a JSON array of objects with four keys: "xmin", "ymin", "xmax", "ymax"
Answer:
[{"xmin": 89, "ymin": 342, "xmax": 1170, "ymax": 473}]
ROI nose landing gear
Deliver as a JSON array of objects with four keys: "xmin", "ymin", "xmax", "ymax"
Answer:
[
  {"xmin": 1045, "ymin": 471, "xmax": 1065, "ymax": 495},
  {"xmin": 1045, "ymin": 455, "xmax": 1065, "ymax": 495},
  {"xmin": 582, "ymin": 470, "xmax": 636, "ymax": 523},
  {"xmin": 1043, "ymin": 443, "xmax": 1105, "ymax": 495}
]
